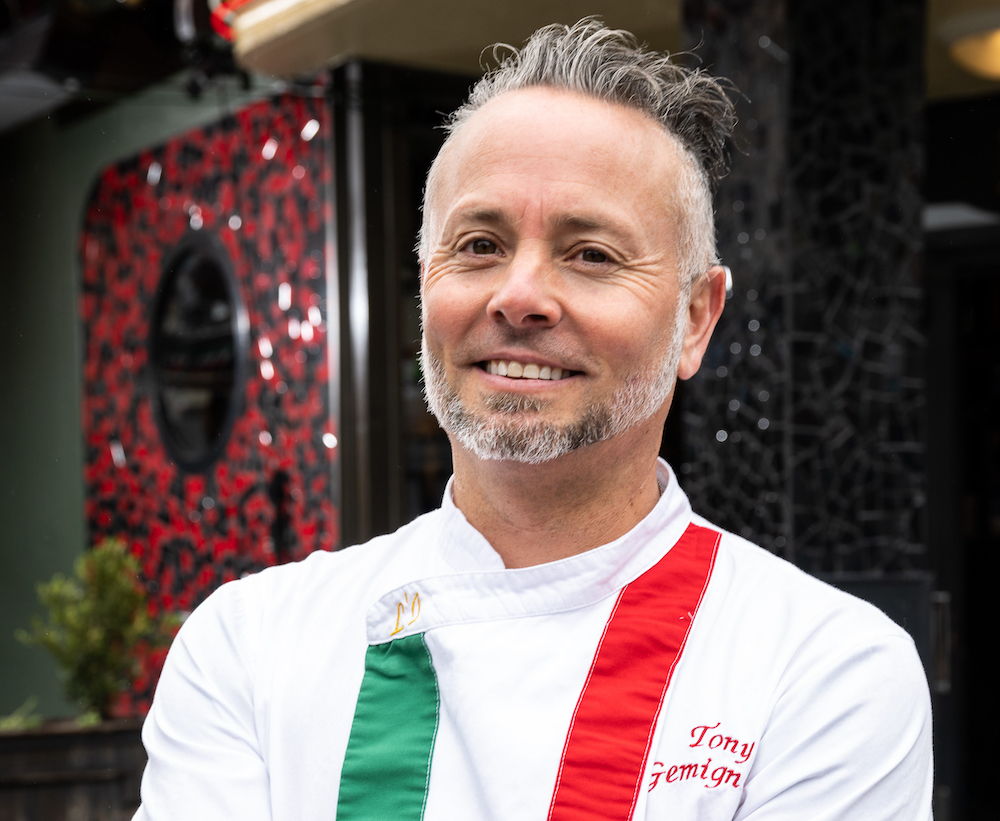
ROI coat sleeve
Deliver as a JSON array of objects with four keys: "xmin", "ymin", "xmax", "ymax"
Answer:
[
  {"xmin": 735, "ymin": 631, "xmax": 933, "ymax": 821},
  {"xmin": 132, "ymin": 579, "xmax": 272, "ymax": 821}
]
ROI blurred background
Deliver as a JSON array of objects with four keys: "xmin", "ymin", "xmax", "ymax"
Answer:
[{"xmin": 0, "ymin": 0, "xmax": 997, "ymax": 817}]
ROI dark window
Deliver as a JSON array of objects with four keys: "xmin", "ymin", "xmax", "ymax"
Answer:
[{"xmin": 149, "ymin": 233, "xmax": 247, "ymax": 471}]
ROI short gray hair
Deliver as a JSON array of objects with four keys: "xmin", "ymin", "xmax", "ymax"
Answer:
[{"xmin": 419, "ymin": 18, "xmax": 736, "ymax": 288}]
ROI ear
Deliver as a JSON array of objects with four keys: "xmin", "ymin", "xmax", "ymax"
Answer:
[{"xmin": 677, "ymin": 265, "xmax": 727, "ymax": 381}]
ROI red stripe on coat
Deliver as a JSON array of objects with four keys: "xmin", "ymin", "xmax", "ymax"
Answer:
[{"xmin": 548, "ymin": 522, "xmax": 721, "ymax": 821}]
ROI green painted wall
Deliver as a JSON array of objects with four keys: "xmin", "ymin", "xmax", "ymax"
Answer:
[{"xmin": 0, "ymin": 74, "xmax": 271, "ymax": 716}]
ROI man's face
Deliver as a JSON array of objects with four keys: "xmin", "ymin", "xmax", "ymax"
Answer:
[{"xmin": 420, "ymin": 87, "xmax": 699, "ymax": 464}]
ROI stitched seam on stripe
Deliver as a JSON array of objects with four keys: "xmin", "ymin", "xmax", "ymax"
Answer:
[
  {"xmin": 546, "ymin": 585, "xmax": 628, "ymax": 821},
  {"xmin": 625, "ymin": 529, "xmax": 721, "ymax": 819},
  {"xmin": 418, "ymin": 633, "xmax": 440, "ymax": 821}
]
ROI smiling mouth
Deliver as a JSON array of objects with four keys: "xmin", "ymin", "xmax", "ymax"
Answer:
[{"xmin": 482, "ymin": 359, "xmax": 577, "ymax": 380}]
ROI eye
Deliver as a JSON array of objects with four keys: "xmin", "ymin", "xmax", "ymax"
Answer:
[
  {"xmin": 579, "ymin": 248, "xmax": 610, "ymax": 264},
  {"xmin": 469, "ymin": 238, "xmax": 499, "ymax": 255}
]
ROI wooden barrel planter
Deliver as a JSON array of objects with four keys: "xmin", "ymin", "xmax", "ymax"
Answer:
[{"xmin": 0, "ymin": 718, "xmax": 145, "ymax": 821}]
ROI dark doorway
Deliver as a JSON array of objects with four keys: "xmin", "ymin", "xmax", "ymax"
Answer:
[{"xmin": 924, "ymin": 223, "xmax": 1000, "ymax": 821}]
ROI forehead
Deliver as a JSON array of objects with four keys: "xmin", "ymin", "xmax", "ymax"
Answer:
[{"xmin": 426, "ymin": 87, "xmax": 684, "ymax": 231}]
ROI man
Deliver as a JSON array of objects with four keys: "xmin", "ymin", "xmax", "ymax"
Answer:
[{"xmin": 135, "ymin": 20, "xmax": 932, "ymax": 820}]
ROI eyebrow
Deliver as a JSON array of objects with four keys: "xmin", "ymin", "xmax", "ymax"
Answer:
[
  {"xmin": 552, "ymin": 214, "xmax": 605, "ymax": 234},
  {"xmin": 452, "ymin": 209, "xmax": 618, "ymax": 234},
  {"xmin": 552, "ymin": 213, "xmax": 639, "ymax": 250},
  {"xmin": 453, "ymin": 207, "xmax": 509, "ymax": 228}
]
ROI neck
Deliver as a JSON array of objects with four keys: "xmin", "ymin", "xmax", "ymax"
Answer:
[{"xmin": 449, "ymin": 418, "xmax": 666, "ymax": 568}]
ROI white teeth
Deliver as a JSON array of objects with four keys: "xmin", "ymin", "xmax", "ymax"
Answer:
[{"xmin": 486, "ymin": 360, "xmax": 571, "ymax": 380}]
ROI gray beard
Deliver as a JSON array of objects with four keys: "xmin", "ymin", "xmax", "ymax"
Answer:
[{"xmin": 419, "ymin": 315, "xmax": 686, "ymax": 465}]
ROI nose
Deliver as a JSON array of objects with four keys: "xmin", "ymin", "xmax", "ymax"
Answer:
[{"xmin": 486, "ymin": 246, "xmax": 563, "ymax": 329}]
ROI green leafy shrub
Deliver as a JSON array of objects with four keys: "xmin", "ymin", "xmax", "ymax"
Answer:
[{"xmin": 17, "ymin": 538, "xmax": 177, "ymax": 719}]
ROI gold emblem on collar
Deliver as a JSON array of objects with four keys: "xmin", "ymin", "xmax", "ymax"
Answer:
[{"xmin": 390, "ymin": 591, "xmax": 421, "ymax": 637}]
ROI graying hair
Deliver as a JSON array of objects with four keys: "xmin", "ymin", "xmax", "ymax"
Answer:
[{"xmin": 419, "ymin": 18, "xmax": 736, "ymax": 287}]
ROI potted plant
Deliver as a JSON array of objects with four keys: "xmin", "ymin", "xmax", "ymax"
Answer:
[
  {"xmin": 15, "ymin": 537, "xmax": 178, "ymax": 721},
  {"xmin": 0, "ymin": 539, "xmax": 179, "ymax": 818}
]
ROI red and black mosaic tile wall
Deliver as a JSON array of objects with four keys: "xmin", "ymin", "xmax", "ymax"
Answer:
[{"xmin": 79, "ymin": 89, "xmax": 338, "ymax": 713}]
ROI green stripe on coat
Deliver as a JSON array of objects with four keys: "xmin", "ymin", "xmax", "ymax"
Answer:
[{"xmin": 336, "ymin": 633, "xmax": 440, "ymax": 821}]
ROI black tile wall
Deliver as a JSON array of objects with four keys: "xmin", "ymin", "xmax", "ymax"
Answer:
[{"xmin": 681, "ymin": 0, "xmax": 926, "ymax": 573}]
